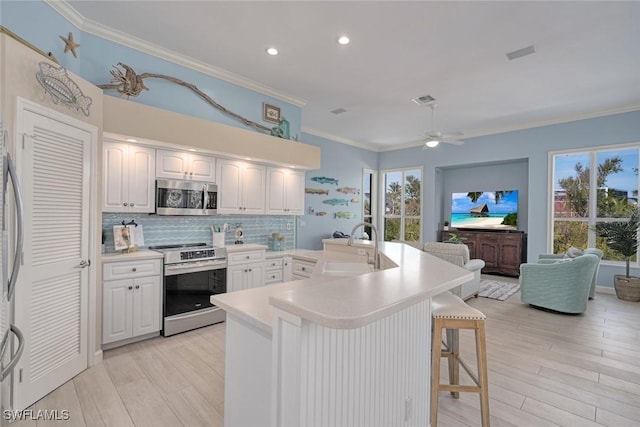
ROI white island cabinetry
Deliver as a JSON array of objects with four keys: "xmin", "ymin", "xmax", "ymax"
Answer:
[
  {"xmin": 212, "ymin": 241, "xmax": 474, "ymax": 427},
  {"xmin": 102, "ymin": 141, "xmax": 156, "ymax": 213},
  {"xmin": 102, "ymin": 252, "xmax": 163, "ymax": 348}
]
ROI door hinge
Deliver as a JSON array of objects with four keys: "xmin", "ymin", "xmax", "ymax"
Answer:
[
  {"xmin": 22, "ymin": 134, "xmax": 25, "ymax": 149},
  {"xmin": 19, "ymin": 368, "xmax": 23, "ymax": 383}
]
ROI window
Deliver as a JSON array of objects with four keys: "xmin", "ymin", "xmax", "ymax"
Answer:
[
  {"xmin": 551, "ymin": 146, "xmax": 639, "ymax": 262},
  {"xmin": 383, "ymin": 168, "xmax": 422, "ymax": 242},
  {"xmin": 362, "ymin": 169, "xmax": 377, "ymax": 240}
]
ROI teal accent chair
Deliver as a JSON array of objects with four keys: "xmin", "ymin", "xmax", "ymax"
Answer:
[
  {"xmin": 537, "ymin": 248, "xmax": 603, "ymax": 298},
  {"xmin": 520, "ymin": 254, "xmax": 599, "ymax": 314}
]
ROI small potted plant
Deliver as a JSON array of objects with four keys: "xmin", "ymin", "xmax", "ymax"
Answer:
[
  {"xmin": 443, "ymin": 220, "xmax": 450, "ymax": 231},
  {"xmin": 445, "ymin": 232, "xmax": 467, "ymax": 244},
  {"xmin": 596, "ymin": 206, "xmax": 640, "ymax": 301}
]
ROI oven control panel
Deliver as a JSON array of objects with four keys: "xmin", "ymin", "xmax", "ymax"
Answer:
[{"xmin": 180, "ymin": 249, "xmax": 217, "ymax": 260}]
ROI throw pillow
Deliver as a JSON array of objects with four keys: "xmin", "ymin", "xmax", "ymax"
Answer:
[{"xmin": 566, "ymin": 246, "xmax": 584, "ymax": 258}]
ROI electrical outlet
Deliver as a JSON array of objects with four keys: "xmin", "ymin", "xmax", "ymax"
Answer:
[{"xmin": 286, "ymin": 223, "xmax": 291, "ymax": 230}]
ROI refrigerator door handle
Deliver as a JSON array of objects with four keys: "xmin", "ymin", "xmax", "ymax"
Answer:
[
  {"xmin": 0, "ymin": 324, "xmax": 25, "ymax": 381},
  {"xmin": 5, "ymin": 153, "xmax": 24, "ymax": 301}
]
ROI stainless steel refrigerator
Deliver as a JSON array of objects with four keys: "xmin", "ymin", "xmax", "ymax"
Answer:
[{"xmin": 1, "ymin": 121, "xmax": 25, "ymax": 416}]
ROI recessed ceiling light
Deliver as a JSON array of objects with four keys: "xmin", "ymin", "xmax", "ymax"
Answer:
[
  {"xmin": 125, "ymin": 138, "xmax": 137, "ymax": 142},
  {"xmin": 289, "ymin": 165, "xmax": 296, "ymax": 169},
  {"xmin": 244, "ymin": 157, "xmax": 252, "ymax": 161},
  {"xmin": 337, "ymin": 36, "xmax": 350, "ymax": 45},
  {"xmin": 188, "ymin": 148, "xmax": 197, "ymax": 152},
  {"xmin": 266, "ymin": 47, "xmax": 278, "ymax": 56},
  {"xmin": 425, "ymin": 140, "xmax": 440, "ymax": 148}
]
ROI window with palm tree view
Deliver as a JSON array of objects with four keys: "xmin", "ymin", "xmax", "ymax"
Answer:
[
  {"xmin": 552, "ymin": 146, "xmax": 639, "ymax": 262},
  {"xmin": 383, "ymin": 168, "xmax": 421, "ymax": 242}
]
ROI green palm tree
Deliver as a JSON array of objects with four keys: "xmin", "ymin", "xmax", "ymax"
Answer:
[
  {"xmin": 466, "ymin": 190, "xmax": 513, "ymax": 205},
  {"xmin": 596, "ymin": 207, "xmax": 640, "ymax": 277}
]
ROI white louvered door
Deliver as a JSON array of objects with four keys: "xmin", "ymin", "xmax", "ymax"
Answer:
[{"xmin": 13, "ymin": 105, "xmax": 93, "ymax": 410}]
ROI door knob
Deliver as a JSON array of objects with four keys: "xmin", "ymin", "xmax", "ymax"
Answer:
[{"xmin": 76, "ymin": 259, "xmax": 91, "ymax": 268}]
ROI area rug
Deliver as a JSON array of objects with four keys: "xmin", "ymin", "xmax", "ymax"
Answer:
[{"xmin": 478, "ymin": 279, "xmax": 520, "ymax": 301}]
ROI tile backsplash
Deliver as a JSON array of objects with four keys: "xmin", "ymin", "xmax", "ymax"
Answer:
[{"xmin": 102, "ymin": 213, "xmax": 296, "ymax": 253}]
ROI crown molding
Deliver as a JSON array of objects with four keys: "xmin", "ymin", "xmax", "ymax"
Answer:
[
  {"xmin": 377, "ymin": 104, "xmax": 640, "ymax": 152},
  {"xmin": 45, "ymin": 0, "xmax": 307, "ymax": 107},
  {"xmin": 302, "ymin": 127, "xmax": 379, "ymax": 152}
]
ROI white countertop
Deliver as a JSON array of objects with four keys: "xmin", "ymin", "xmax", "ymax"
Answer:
[
  {"xmin": 211, "ymin": 241, "xmax": 472, "ymax": 333},
  {"xmin": 101, "ymin": 249, "xmax": 164, "ymax": 262},
  {"xmin": 225, "ymin": 243, "xmax": 268, "ymax": 252}
]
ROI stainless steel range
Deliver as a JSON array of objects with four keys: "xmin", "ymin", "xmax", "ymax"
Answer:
[{"xmin": 149, "ymin": 243, "xmax": 227, "ymax": 336}]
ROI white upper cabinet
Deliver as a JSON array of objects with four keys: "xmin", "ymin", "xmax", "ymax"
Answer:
[
  {"xmin": 156, "ymin": 149, "xmax": 216, "ymax": 181},
  {"xmin": 103, "ymin": 141, "xmax": 156, "ymax": 213},
  {"xmin": 217, "ymin": 159, "xmax": 266, "ymax": 214},
  {"xmin": 266, "ymin": 167, "xmax": 305, "ymax": 215}
]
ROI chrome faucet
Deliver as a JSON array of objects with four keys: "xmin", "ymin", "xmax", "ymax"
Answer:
[{"xmin": 347, "ymin": 222, "xmax": 380, "ymax": 270}]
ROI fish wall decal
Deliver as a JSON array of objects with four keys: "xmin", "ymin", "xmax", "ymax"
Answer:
[
  {"xmin": 315, "ymin": 211, "xmax": 328, "ymax": 216},
  {"xmin": 311, "ymin": 176, "xmax": 339, "ymax": 185},
  {"xmin": 334, "ymin": 211, "xmax": 357, "ymax": 219},
  {"xmin": 322, "ymin": 198, "xmax": 349, "ymax": 206},
  {"xmin": 350, "ymin": 198, "xmax": 360, "ymax": 203},
  {"xmin": 305, "ymin": 188, "xmax": 330, "ymax": 195},
  {"xmin": 337, "ymin": 187, "xmax": 360, "ymax": 195}
]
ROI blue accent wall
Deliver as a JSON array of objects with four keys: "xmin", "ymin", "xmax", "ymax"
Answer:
[{"xmin": 297, "ymin": 133, "xmax": 378, "ymax": 249}]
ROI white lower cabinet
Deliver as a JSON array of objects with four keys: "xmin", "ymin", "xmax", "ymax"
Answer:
[
  {"xmin": 227, "ymin": 249, "xmax": 266, "ymax": 292},
  {"xmin": 292, "ymin": 257, "xmax": 317, "ymax": 280},
  {"xmin": 102, "ymin": 258, "xmax": 162, "ymax": 345}
]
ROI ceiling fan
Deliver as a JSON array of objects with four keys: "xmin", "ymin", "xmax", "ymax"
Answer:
[{"xmin": 422, "ymin": 104, "xmax": 465, "ymax": 148}]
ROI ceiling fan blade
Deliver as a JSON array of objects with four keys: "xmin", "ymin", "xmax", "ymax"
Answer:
[{"xmin": 442, "ymin": 139, "xmax": 465, "ymax": 146}]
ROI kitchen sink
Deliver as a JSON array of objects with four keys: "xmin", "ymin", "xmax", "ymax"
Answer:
[{"xmin": 321, "ymin": 261, "xmax": 374, "ymax": 277}]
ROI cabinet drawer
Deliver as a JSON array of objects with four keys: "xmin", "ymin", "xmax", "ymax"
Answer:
[
  {"xmin": 103, "ymin": 259, "xmax": 162, "ymax": 281},
  {"xmin": 265, "ymin": 258, "xmax": 283, "ymax": 270},
  {"xmin": 292, "ymin": 258, "xmax": 316, "ymax": 278},
  {"xmin": 265, "ymin": 269, "xmax": 283, "ymax": 284},
  {"xmin": 228, "ymin": 250, "xmax": 266, "ymax": 265}
]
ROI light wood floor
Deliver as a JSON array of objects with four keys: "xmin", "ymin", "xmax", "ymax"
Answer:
[{"xmin": 12, "ymin": 282, "xmax": 640, "ymax": 426}]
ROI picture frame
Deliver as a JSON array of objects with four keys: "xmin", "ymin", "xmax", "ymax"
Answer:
[{"xmin": 263, "ymin": 103, "xmax": 281, "ymax": 124}]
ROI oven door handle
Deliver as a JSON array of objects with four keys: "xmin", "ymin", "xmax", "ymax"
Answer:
[{"xmin": 164, "ymin": 262, "xmax": 227, "ymax": 276}]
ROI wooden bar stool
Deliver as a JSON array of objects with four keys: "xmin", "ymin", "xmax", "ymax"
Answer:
[{"xmin": 431, "ymin": 292, "xmax": 490, "ymax": 427}]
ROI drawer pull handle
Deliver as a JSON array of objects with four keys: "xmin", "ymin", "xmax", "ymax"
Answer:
[
  {"xmin": 132, "ymin": 267, "xmax": 137, "ymax": 272},
  {"xmin": 135, "ymin": 285, "xmax": 140, "ymax": 289},
  {"xmin": 128, "ymin": 286, "xmax": 133, "ymax": 290}
]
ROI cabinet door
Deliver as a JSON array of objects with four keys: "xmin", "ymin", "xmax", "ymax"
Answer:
[
  {"xmin": 285, "ymin": 170, "xmax": 305, "ymax": 215},
  {"xmin": 498, "ymin": 236, "xmax": 522, "ymax": 274},
  {"xmin": 102, "ymin": 279, "xmax": 133, "ymax": 344},
  {"xmin": 156, "ymin": 149, "xmax": 189, "ymax": 179},
  {"xmin": 242, "ymin": 163, "xmax": 266, "ymax": 214},
  {"xmin": 189, "ymin": 154, "xmax": 216, "ymax": 182},
  {"xmin": 247, "ymin": 263, "xmax": 265, "ymax": 289},
  {"xmin": 283, "ymin": 257, "xmax": 293, "ymax": 282},
  {"xmin": 127, "ymin": 145, "xmax": 156, "ymax": 213},
  {"xmin": 266, "ymin": 168, "xmax": 287, "ymax": 214},
  {"xmin": 102, "ymin": 141, "xmax": 128, "ymax": 212},
  {"xmin": 217, "ymin": 159, "xmax": 243, "ymax": 213},
  {"xmin": 478, "ymin": 237, "xmax": 499, "ymax": 269},
  {"xmin": 227, "ymin": 264, "xmax": 247, "ymax": 292},
  {"xmin": 132, "ymin": 275, "xmax": 162, "ymax": 337}
]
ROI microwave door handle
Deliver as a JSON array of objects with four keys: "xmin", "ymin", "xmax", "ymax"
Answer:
[
  {"xmin": 6, "ymin": 154, "xmax": 24, "ymax": 301},
  {"xmin": 203, "ymin": 184, "xmax": 208, "ymax": 213},
  {"xmin": 0, "ymin": 324, "xmax": 25, "ymax": 381}
]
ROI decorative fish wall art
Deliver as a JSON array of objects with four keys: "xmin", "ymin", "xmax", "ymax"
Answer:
[
  {"xmin": 350, "ymin": 198, "xmax": 359, "ymax": 203},
  {"xmin": 337, "ymin": 187, "xmax": 360, "ymax": 195},
  {"xmin": 315, "ymin": 211, "xmax": 328, "ymax": 216},
  {"xmin": 334, "ymin": 211, "xmax": 357, "ymax": 219},
  {"xmin": 311, "ymin": 176, "xmax": 339, "ymax": 185},
  {"xmin": 323, "ymin": 198, "xmax": 349, "ymax": 206},
  {"xmin": 305, "ymin": 188, "xmax": 329, "ymax": 195}
]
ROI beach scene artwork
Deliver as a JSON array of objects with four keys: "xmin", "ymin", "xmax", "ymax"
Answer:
[{"xmin": 451, "ymin": 190, "xmax": 518, "ymax": 230}]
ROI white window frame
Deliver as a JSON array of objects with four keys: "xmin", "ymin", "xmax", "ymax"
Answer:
[
  {"xmin": 380, "ymin": 166, "xmax": 423, "ymax": 242},
  {"xmin": 548, "ymin": 142, "xmax": 640, "ymax": 266}
]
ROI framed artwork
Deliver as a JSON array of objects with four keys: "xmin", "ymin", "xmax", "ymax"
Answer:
[{"xmin": 263, "ymin": 103, "xmax": 281, "ymax": 123}]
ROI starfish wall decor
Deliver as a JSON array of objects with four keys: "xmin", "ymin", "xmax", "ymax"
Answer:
[{"xmin": 59, "ymin": 32, "xmax": 79, "ymax": 58}]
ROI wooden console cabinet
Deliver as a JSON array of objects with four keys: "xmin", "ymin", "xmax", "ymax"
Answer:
[{"xmin": 439, "ymin": 229, "xmax": 527, "ymax": 276}]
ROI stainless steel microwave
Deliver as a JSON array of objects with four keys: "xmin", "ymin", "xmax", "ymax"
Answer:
[{"xmin": 156, "ymin": 179, "xmax": 217, "ymax": 215}]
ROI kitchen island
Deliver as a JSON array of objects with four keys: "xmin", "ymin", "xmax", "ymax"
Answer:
[{"xmin": 211, "ymin": 240, "xmax": 472, "ymax": 427}]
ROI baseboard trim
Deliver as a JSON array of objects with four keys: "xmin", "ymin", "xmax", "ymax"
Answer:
[
  {"xmin": 595, "ymin": 285, "xmax": 615, "ymax": 295},
  {"xmin": 91, "ymin": 349, "xmax": 103, "ymax": 366}
]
